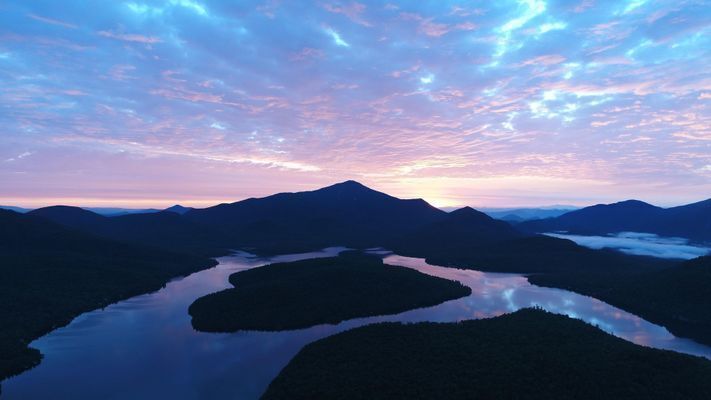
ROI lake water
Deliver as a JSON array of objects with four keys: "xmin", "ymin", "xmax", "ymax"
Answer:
[
  {"xmin": 3, "ymin": 248, "xmax": 711, "ymax": 399},
  {"xmin": 545, "ymin": 232, "xmax": 711, "ymax": 260}
]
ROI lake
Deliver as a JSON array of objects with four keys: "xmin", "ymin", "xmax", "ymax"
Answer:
[{"xmin": 3, "ymin": 248, "xmax": 710, "ymax": 399}]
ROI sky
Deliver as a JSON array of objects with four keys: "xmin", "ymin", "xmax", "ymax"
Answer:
[{"xmin": 1, "ymin": 0, "xmax": 709, "ymax": 209}]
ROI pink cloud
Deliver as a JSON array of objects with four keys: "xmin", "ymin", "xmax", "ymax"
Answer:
[
  {"xmin": 98, "ymin": 30, "xmax": 162, "ymax": 44},
  {"xmin": 400, "ymin": 13, "xmax": 476, "ymax": 37},
  {"xmin": 519, "ymin": 54, "xmax": 566, "ymax": 66},
  {"xmin": 290, "ymin": 47, "xmax": 325, "ymax": 61},
  {"xmin": 28, "ymin": 14, "xmax": 78, "ymax": 29},
  {"xmin": 106, "ymin": 64, "xmax": 137, "ymax": 81},
  {"xmin": 572, "ymin": 0, "xmax": 595, "ymax": 13},
  {"xmin": 323, "ymin": 2, "xmax": 371, "ymax": 27},
  {"xmin": 63, "ymin": 90, "xmax": 87, "ymax": 96}
]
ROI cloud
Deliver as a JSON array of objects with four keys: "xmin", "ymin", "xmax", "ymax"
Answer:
[
  {"xmin": 324, "ymin": 27, "xmax": 350, "ymax": 46},
  {"xmin": 28, "ymin": 14, "xmax": 78, "ymax": 29},
  {"xmin": 399, "ymin": 12, "xmax": 477, "ymax": 37},
  {"xmin": 290, "ymin": 47, "xmax": 325, "ymax": 61},
  {"xmin": 519, "ymin": 54, "xmax": 566, "ymax": 66},
  {"xmin": 98, "ymin": 30, "xmax": 162, "ymax": 44},
  {"xmin": 546, "ymin": 232, "xmax": 710, "ymax": 260},
  {"xmin": 323, "ymin": 2, "xmax": 371, "ymax": 27},
  {"xmin": 4, "ymin": 151, "xmax": 33, "ymax": 162}
]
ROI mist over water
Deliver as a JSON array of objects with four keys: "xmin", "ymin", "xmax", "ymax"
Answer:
[{"xmin": 545, "ymin": 232, "xmax": 710, "ymax": 260}]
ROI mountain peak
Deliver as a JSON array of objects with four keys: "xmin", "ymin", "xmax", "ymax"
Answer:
[
  {"xmin": 164, "ymin": 205, "xmax": 192, "ymax": 215},
  {"xmin": 28, "ymin": 205, "xmax": 107, "ymax": 229},
  {"xmin": 450, "ymin": 206, "xmax": 476, "ymax": 214},
  {"xmin": 607, "ymin": 200, "xmax": 658, "ymax": 209},
  {"xmin": 317, "ymin": 180, "xmax": 381, "ymax": 196},
  {"xmin": 331, "ymin": 180, "xmax": 368, "ymax": 189},
  {"xmin": 31, "ymin": 205, "xmax": 104, "ymax": 218},
  {"xmin": 449, "ymin": 206, "xmax": 492, "ymax": 221}
]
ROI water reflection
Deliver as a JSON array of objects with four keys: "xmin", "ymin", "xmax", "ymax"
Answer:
[
  {"xmin": 378, "ymin": 253, "xmax": 706, "ymax": 352},
  {"xmin": 3, "ymin": 248, "xmax": 711, "ymax": 400}
]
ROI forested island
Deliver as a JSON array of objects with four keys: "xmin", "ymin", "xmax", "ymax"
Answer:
[
  {"xmin": 188, "ymin": 252, "xmax": 471, "ymax": 332},
  {"xmin": 263, "ymin": 308, "xmax": 711, "ymax": 400}
]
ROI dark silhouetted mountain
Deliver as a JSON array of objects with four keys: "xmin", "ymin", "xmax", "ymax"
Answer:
[
  {"xmin": 393, "ymin": 206, "xmax": 523, "ymax": 255},
  {"xmin": 29, "ymin": 206, "xmax": 228, "ymax": 256},
  {"xmin": 663, "ymin": 199, "xmax": 711, "ymax": 242},
  {"xmin": 518, "ymin": 199, "xmax": 711, "ymax": 242},
  {"xmin": 29, "ymin": 205, "xmax": 109, "ymax": 232},
  {"xmin": 0, "ymin": 209, "xmax": 215, "ymax": 381},
  {"xmin": 164, "ymin": 205, "xmax": 193, "ymax": 215},
  {"xmin": 390, "ymin": 205, "xmax": 673, "ymax": 275},
  {"xmin": 185, "ymin": 180, "xmax": 448, "ymax": 253}
]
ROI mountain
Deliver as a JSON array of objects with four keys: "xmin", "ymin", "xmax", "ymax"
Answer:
[
  {"xmin": 185, "ymin": 180, "xmax": 448, "ymax": 253},
  {"xmin": 482, "ymin": 207, "xmax": 578, "ymax": 222},
  {"xmin": 164, "ymin": 205, "xmax": 193, "ymax": 215},
  {"xmin": 663, "ymin": 199, "xmax": 711, "ymax": 242},
  {"xmin": 84, "ymin": 207, "xmax": 159, "ymax": 217},
  {"xmin": 29, "ymin": 205, "xmax": 109, "ymax": 232},
  {"xmin": 0, "ymin": 209, "xmax": 215, "ymax": 381},
  {"xmin": 394, "ymin": 207, "xmax": 523, "ymax": 255},
  {"xmin": 0, "ymin": 205, "xmax": 31, "ymax": 214},
  {"xmin": 28, "ymin": 206, "xmax": 228, "ymax": 256},
  {"xmin": 439, "ymin": 206, "xmax": 578, "ymax": 221},
  {"xmin": 517, "ymin": 199, "xmax": 711, "ymax": 242},
  {"xmin": 390, "ymin": 204, "xmax": 675, "ymax": 275}
]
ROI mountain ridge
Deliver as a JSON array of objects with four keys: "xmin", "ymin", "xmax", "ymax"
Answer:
[{"xmin": 518, "ymin": 197, "xmax": 711, "ymax": 242}]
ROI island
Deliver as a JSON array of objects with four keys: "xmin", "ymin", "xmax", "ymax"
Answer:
[
  {"xmin": 263, "ymin": 308, "xmax": 711, "ymax": 400},
  {"xmin": 188, "ymin": 252, "xmax": 471, "ymax": 332}
]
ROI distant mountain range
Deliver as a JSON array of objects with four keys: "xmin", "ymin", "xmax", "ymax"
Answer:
[
  {"xmin": 483, "ymin": 207, "xmax": 578, "ymax": 222},
  {"xmin": 440, "ymin": 206, "xmax": 577, "ymax": 222},
  {"xmin": 517, "ymin": 199, "xmax": 711, "ymax": 243},
  {"xmin": 28, "ymin": 206, "xmax": 227, "ymax": 257},
  {"xmin": 0, "ymin": 206, "xmax": 30, "ymax": 214},
  {"xmin": 0, "ymin": 205, "xmax": 189, "ymax": 217}
]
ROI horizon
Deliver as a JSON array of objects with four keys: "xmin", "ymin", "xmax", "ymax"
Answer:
[
  {"xmin": 2, "ymin": 1, "xmax": 710, "ymax": 209},
  {"xmin": 1, "ymin": 178, "xmax": 708, "ymax": 210}
]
